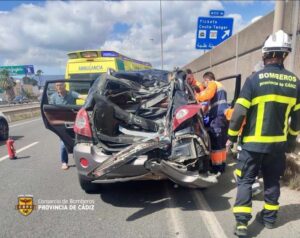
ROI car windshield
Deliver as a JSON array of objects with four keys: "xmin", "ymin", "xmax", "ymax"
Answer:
[
  {"xmin": 68, "ymin": 74, "xmax": 101, "ymax": 94},
  {"xmin": 70, "ymin": 73, "xmax": 101, "ymax": 81}
]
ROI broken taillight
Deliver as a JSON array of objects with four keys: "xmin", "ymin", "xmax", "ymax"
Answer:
[
  {"xmin": 80, "ymin": 158, "xmax": 89, "ymax": 168},
  {"xmin": 74, "ymin": 108, "xmax": 92, "ymax": 138}
]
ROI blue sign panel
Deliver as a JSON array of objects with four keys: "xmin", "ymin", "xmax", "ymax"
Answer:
[
  {"xmin": 196, "ymin": 17, "xmax": 234, "ymax": 50},
  {"xmin": 23, "ymin": 65, "xmax": 35, "ymax": 75},
  {"xmin": 0, "ymin": 65, "xmax": 35, "ymax": 75},
  {"xmin": 209, "ymin": 10, "xmax": 225, "ymax": 17}
]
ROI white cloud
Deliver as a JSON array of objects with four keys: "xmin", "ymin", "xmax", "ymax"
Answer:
[
  {"xmin": 0, "ymin": 0, "xmax": 262, "ymax": 74},
  {"xmin": 227, "ymin": 13, "xmax": 248, "ymax": 33}
]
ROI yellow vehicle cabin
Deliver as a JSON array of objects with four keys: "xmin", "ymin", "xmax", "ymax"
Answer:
[
  {"xmin": 64, "ymin": 50, "xmax": 152, "ymax": 104},
  {"xmin": 65, "ymin": 50, "xmax": 152, "ymax": 80}
]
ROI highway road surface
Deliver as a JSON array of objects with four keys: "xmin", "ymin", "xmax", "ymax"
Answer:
[{"xmin": 0, "ymin": 117, "xmax": 299, "ymax": 238}]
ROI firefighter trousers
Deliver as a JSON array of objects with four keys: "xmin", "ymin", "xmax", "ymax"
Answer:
[{"xmin": 233, "ymin": 149, "xmax": 286, "ymax": 224}]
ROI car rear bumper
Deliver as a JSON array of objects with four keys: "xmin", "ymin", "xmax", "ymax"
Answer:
[
  {"xmin": 73, "ymin": 143, "xmax": 155, "ymax": 181},
  {"xmin": 73, "ymin": 143, "xmax": 219, "ymax": 188}
]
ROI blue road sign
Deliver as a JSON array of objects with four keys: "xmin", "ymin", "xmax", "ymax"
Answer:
[
  {"xmin": 196, "ymin": 17, "xmax": 233, "ymax": 50},
  {"xmin": 0, "ymin": 65, "xmax": 35, "ymax": 75},
  {"xmin": 209, "ymin": 10, "xmax": 225, "ymax": 17},
  {"xmin": 23, "ymin": 65, "xmax": 35, "ymax": 75}
]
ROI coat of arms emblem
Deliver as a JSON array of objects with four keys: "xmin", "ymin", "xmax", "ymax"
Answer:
[{"xmin": 15, "ymin": 195, "xmax": 36, "ymax": 216}]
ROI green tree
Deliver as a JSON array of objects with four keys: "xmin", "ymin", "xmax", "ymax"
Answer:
[
  {"xmin": 0, "ymin": 69, "xmax": 16, "ymax": 102},
  {"xmin": 23, "ymin": 88, "xmax": 36, "ymax": 100},
  {"xmin": 0, "ymin": 69, "xmax": 11, "ymax": 90},
  {"xmin": 22, "ymin": 76, "xmax": 38, "ymax": 86}
]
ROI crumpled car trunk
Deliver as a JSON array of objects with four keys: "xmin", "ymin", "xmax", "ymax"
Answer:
[{"xmin": 88, "ymin": 69, "xmax": 218, "ymax": 188}]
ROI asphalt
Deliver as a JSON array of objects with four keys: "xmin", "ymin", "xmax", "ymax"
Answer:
[{"xmin": 0, "ymin": 117, "xmax": 299, "ymax": 238}]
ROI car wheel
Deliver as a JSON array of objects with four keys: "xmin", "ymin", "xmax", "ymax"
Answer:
[
  {"xmin": 0, "ymin": 119, "xmax": 9, "ymax": 141},
  {"xmin": 78, "ymin": 174, "xmax": 100, "ymax": 194}
]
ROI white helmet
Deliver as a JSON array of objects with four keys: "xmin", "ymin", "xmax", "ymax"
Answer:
[{"xmin": 262, "ymin": 30, "xmax": 292, "ymax": 54}]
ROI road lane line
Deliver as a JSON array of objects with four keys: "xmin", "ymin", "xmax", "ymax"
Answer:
[
  {"xmin": 164, "ymin": 184, "xmax": 188, "ymax": 238},
  {"xmin": 0, "ymin": 142, "xmax": 39, "ymax": 162},
  {"xmin": 192, "ymin": 191, "xmax": 228, "ymax": 238},
  {"xmin": 10, "ymin": 118, "xmax": 41, "ymax": 128}
]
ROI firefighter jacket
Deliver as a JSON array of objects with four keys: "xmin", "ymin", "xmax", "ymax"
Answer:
[
  {"xmin": 228, "ymin": 64, "xmax": 300, "ymax": 153},
  {"xmin": 195, "ymin": 81, "xmax": 228, "ymax": 118}
]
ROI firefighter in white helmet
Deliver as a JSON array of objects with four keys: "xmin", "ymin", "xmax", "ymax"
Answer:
[{"xmin": 227, "ymin": 30, "xmax": 300, "ymax": 237}]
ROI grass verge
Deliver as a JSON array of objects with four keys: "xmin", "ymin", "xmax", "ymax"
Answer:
[{"xmin": 282, "ymin": 153, "xmax": 300, "ymax": 191}]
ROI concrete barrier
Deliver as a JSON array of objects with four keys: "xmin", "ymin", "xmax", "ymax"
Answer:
[
  {"xmin": 2, "ymin": 105, "xmax": 40, "ymax": 122},
  {"xmin": 0, "ymin": 102, "xmax": 40, "ymax": 109}
]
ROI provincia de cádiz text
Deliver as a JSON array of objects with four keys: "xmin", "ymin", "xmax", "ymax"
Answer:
[{"xmin": 37, "ymin": 198, "xmax": 95, "ymax": 211}]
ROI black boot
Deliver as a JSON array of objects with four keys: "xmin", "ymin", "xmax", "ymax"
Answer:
[
  {"xmin": 256, "ymin": 212, "xmax": 275, "ymax": 229},
  {"xmin": 234, "ymin": 222, "xmax": 248, "ymax": 237}
]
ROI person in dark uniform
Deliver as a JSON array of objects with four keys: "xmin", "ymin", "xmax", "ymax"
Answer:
[{"xmin": 227, "ymin": 30, "xmax": 300, "ymax": 237}]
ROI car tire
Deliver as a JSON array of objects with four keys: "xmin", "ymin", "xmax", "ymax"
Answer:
[
  {"xmin": 78, "ymin": 174, "xmax": 100, "ymax": 194},
  {"xmin": 0, "ymin": 119, "xmax": 9, "ymax": 141}
]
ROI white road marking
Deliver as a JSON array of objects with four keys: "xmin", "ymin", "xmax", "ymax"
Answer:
[
  {"xmin": 10, "ymin": 118, "xmax": 41, "ymax": 128},
  {"xmin": 165, "ymin": 184, "xmax": 188, "ymax": 238},
  {"xmin": 0, "ymin": 142, "xmax": 39, "ymax": 162},
  {"xmin": 192, "ymin": 191, "xmax": 228, "ymax": 238},
  {"xmin": 227, "ymin": 162, "xmax": 236, "ymax": 167}
]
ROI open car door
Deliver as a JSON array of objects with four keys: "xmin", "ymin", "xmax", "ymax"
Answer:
[
  {"xmin": 41, "ymin": 79, "xmax": 94, "ymax": 153},
  {"xmin": 217, "ymin": 74, "xmax": 241, "ymax": 107}
]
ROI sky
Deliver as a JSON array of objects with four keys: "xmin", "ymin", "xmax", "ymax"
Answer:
[{"xmin": 0, "ymin": 0, "xmax": 275, "ymax": 75}]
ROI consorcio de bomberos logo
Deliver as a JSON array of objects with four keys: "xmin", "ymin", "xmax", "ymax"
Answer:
[{"xmin": 15, "ymin": 195, "xmax": 36, "ymax": 216}]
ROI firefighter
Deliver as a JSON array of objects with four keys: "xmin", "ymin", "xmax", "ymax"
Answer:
[
  {"xmin": 195, "ymin": 71, "xmax": 229, "ymax": 173},
  {"xmin": 228, "ymin": 30, "xmax": 300, "ymax": 237}
]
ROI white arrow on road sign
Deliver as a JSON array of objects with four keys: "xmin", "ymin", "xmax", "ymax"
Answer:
[{"xmin": 222, "ymin": 30, "xmax": 230, "ymax": 39}]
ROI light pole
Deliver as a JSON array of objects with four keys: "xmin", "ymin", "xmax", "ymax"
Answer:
[
  {"xmin": 160, "ymin": 0, "xmax": 164, "ymax": 70},
  {"xmin": 291, "ymin": 0, "xmax": 299, "ymax": 72},
  {"xmin": 273, "ymin": 0, "xmax": 285, "ymax": 33}
]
